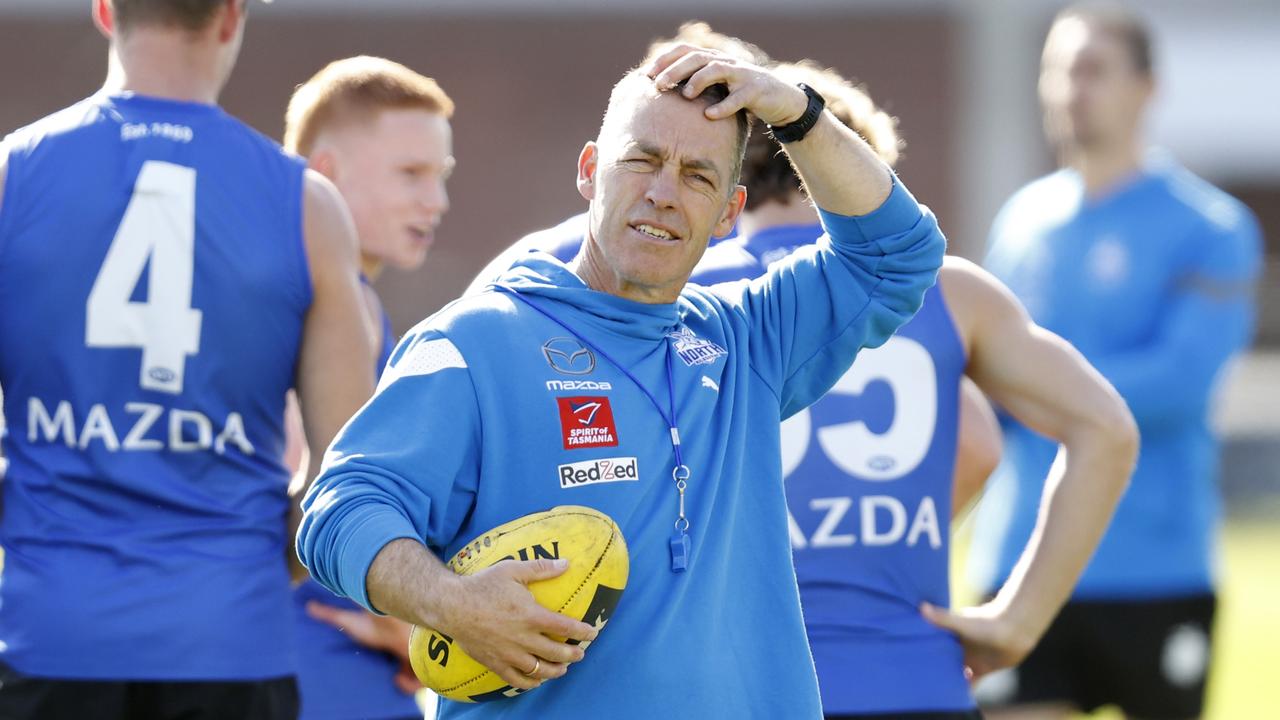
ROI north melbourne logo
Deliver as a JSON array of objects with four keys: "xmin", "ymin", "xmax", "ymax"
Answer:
[
  {"xmin": 557, "ymin": 396, "xmax": 619, "ymax": 449},
  {"xmin": 558, "ymin": 457, "xmax": 639, "ymax": 488},
  {"xmin": 668, "ymin": 326, "xmax": 727, "ymax": 367}
]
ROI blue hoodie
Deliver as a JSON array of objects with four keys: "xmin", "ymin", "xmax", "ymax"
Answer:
[{"xmin": 298, "ymin": 179, "xmax": 945, "ymax": 718}]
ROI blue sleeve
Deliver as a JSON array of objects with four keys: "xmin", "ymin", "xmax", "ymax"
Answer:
[
  {"xmin": 296, "ymin": 330, "xmax": 481, "ymax": 613},
  {"xmin": 724, "ymin": 177, "xmax": 945, "ymax": 418},
  {"xmin": 1090, "ymin": 214, "xmax": 1262, "ymax": 429}
]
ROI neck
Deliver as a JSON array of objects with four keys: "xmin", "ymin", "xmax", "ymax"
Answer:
[
  {"xmin": 103, "ymin": 33, "xmax": 224, "ymax": 105},
  {"xmin": 360, "ymin": 255, "xmax": 383, "ymax": 281},
  {"xmin": 1064, "ymin": 136, "xmax": 1143, "ymax": 197},
  {"xmin": 571, "ymin": 236, "xmax": 682, "ymax": 305},
  {"xmin": 738, "ymin": 192, "xmax": 817, "ymax": 236}
]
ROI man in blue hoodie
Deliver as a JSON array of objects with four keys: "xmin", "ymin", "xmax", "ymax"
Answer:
[{"xmin": 299, "ymin": 44, "xmax": 944, "ymax": 718}]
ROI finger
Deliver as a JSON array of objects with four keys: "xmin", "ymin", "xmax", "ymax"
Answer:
[
  {"xmin": 394, "ymin": 661, "xmax": 423, "ymax": 694},
  {"xmin": 506, "ymin": 557, "xmax": 570, "ymax": 584},
  {"xmin": 681, "ymin": 61, "xmax": 739, "ymax": 100},
  {"xmin": 493, "ymin": 660, "xmax": 542, "ymax": 692},
  {"xmin": 643, "ymin": 43, "xmax": 703, "ymax": 79},
  {"xmin": 653, "ymin": 51, "xmax": 718, "ymax": 92},
  {"xmin": 530, "ymin": 607, "xmax": 598, "ymax": 644},
  {"xmin": 705, "ymin": 88, "xmax": 754, "ymax": 120},
  {"xmin": 526, "ymin": 634, "xmax": 587, "ymax": 665},
  {"xmin": 919, "ymin": 602, "xmax": 963, "ymax": 633},
  {"xmin": 306, "ymin": 601, "xmax": 360, "ymax": 629}
]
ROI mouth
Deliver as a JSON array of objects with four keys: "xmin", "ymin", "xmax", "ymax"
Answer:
[
  {"xmin": 629, "ymin": 221, "xmax": 681, "ymax": 244},
  {"xmin": 407, "ymin": 223, "xmax": 435, "ymax": 247}
]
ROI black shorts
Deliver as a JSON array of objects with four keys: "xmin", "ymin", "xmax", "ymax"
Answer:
[
  {"xmin": 0, "ymin": 661, "xmax": 299, "ymax": 720},
  {"xmin": 827, "ymin": 711, "xmax": 983, "ymax": 720},
  {"xmin": 975, "ymin": 594, "xmax": 1216, "ymax": 719}
]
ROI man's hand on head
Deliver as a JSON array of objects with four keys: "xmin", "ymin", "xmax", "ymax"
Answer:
[{"xmin": 643, "ymin": 45, "xmax": 808, "ymax": 127}]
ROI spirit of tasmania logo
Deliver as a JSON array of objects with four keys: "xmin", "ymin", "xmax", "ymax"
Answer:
[
  {"xmin": 668, "ymin": 326, "xmax": 727, "ymax": 366},
  {"xmin": 556, "ymin": 396, "xmax": 619, "ymax": 450}
]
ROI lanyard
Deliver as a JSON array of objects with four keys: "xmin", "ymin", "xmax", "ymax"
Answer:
[{"xmin": 496, "ymin": 285, "xmax": 694, "ymax": 572}]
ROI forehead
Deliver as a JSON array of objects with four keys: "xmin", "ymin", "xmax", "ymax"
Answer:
[
  {"xmin": 1043, "ymin": 17, "xmax": 1128, "ymax": 70},
  {"xmin": 345, "ymin": 108, "xmax": 452, "ymax": 159},
  {"xmin": 605, "ymin": 90, "xmax": 737, "ymax": 173}
]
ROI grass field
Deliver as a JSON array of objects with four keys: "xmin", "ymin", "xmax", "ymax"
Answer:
[{"xmin": 954, "ymin": 520, "xmax": 1280, "ymax": 718}]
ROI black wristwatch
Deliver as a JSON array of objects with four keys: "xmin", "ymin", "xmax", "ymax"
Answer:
[{"xmin": 768, "ymin": 83, "xmax": 826, "ymax": 144}]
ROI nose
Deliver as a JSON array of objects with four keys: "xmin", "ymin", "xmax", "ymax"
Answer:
[
  {"xmin": 644, "ymin": 166, "xmax": 679, "ymax": 210},
  {"xmin": 419, "ymin": 177, "xmax": 449, "ymax": 216}
]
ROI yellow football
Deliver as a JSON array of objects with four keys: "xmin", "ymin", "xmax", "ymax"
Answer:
[{"xmin": 408, "ymin": 505, "xmax": 629, "ymax": 703}]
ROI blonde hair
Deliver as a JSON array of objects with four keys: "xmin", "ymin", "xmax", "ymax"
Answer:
[
  {"xmin": 744, "ymin": 61, "xmax": 901, "ymax": 210},
  {"xmin": 284, "ymin": 56, "xmax": 454, "ymax": 156},
  {"xmin": 642, "ymin": 21, "xmax": 771, "ymax": 66}
]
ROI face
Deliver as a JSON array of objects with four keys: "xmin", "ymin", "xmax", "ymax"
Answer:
[
  {"xmin": 1039, "ymin": 17, "xmax": 1153, "ymax": 153},
  {"xmin": 578, "ymin": 88, "xmax": 744, "ymax": 302},
  {"xmin": 321, "ymin": 109, "xmax": 454, "ymax": 273}
]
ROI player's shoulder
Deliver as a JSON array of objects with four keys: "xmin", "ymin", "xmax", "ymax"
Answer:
[
  {"xmin": 999, "ymin": 169, "xmax": 1078, "ymax": 218},
  {"xmin": 3, "ymin": 95, "xmax": 113, "ymax": 157},
  {"xmin": 409, "ymin": 286, "xmax": 525, "ymax": 347},
  {"xmin": 938, "ymin": 255, "xmax": 1024, "ymax": 335},
  {"xmin": 989, "ymin": 169, "xmax": 1079, "ymax": 249},
  {"xmin": 1150, "ymin": 160, "xmax": 1259, "ymax": 238},
  {"xmin": 689, "ymin": 240, "xmax": 762, "ymax": 285}
]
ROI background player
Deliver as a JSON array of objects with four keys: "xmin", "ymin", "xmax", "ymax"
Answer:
[
  {"xmin": 688, "ymin": 59, "xmax": 1137, "ymax": 719},
  {"xmin": 0, "ymin": 1, "xmax": 373, "ymax": 718},
  {"xmin": 968, "ymin": 5, "xmax": 1263, "ymax": 719},
  {"xmin": 283, "ymin": 55, "xmax": 455, "ymax": 720}
]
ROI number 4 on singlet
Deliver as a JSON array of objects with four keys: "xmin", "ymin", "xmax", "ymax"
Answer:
[{"xmin": 85, "ymin": 160, "xmax": 202, "ymax": 395}]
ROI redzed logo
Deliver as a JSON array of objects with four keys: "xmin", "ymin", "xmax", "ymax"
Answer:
[
  {"xmin": 558, "ymin": 457, "xmax": 639, "ymax": 488},
  {"xmin": 556, "ymin": 396, "xmax": 619, "ymax": 450}
]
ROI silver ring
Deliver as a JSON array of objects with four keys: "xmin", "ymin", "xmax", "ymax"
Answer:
[{"xmin": 522, "ymin": 658, "xmax": 541, "ymax": 677}]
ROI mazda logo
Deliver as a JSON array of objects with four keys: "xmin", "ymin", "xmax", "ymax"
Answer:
[{"xmin": 542, "ymin": 337, "xmax": 596, "ymax": 375}]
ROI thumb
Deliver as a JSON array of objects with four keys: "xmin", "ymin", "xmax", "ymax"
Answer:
[
  {"xmin": 508, "ymin": 557, "xmax": 570, "ymax": 584},
  {"xmin": 920, "ymin": 602, "xmax": 965, "ymax": 634}
]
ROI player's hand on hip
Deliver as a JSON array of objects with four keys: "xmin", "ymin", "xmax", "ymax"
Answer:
[
  {"xmin": 643, "ymin": 44, "xmax": 808, "ymax": 127},
  {"xmin": 920, "ymin": 601, "xmax": 1038, "ymax": 682},
  {"xmin": 306, "ymin": 601, "xmax": 415, "ymax": 660},
  {"xmin": 441, "ymin": 557, "xmax": 599, "ymax": 690}
]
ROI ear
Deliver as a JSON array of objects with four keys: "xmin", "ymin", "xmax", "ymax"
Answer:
[
  {"xmin": 308, "ymin": 148, "xmax": 338, "ymax": 182},
  {"xmin": 216, "ymin": 0, "xmax": 244, "ymax": 43},
  {"xmin": 92, "ymin": 0, "xmax": 114, "ymax": 39},
  {"xmin": 576, "ymin": 142, "xmax": 599, "ymax": 201},
  {"xmin": 713, "ymin": 185, "xmax": 747, "ymax": 239}
]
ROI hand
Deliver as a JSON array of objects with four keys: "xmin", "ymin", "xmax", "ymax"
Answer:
[
  {"xmin": 433, "ymin": 558, "xmax": 599, "ymax": 691},
  {"xmin": 643, "ymin": 44, "xmax": 809, "ymax": 127},
  {"xmin": 920, "ymin": 601, "xmax": 1040, "ymax": 682},
  {"xmin": 306, "ymin": 601, "xmax": 416, "ymax": 661}
]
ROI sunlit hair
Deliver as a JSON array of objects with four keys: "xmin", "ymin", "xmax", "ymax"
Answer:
[
  {"xmin": 1052, "ymin": 1, "xmax": 1154, "ymax": 76},
  {"xmin": 284, "ymin": 55, "xmax": 453, "ymax": 157},
  {"xmin": 743, "ymin": 60, "xmax": 901, "ymax": 210},
  {"xmin": 641, "ymin": 20, "xmax": 771, "ymax": 66}
]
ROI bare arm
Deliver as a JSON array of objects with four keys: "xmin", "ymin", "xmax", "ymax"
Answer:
[
  {"xmin": 647, "ymin": 46, "xmax": 891, "ymax": 215},
  {"xmin": 924, "ymin": 257, "xmax": 1137, "ymax": 678},
  {"xmin": 952, "ymin": 376, "xmax": 1001, "ymax": 519},
  {"xmin": 366, "ymin": 538, "xmax": 598, "ymax": 692},
  {"xmin": 287, "ymin": 170, "xmax": 377, "ymax": 578}
]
